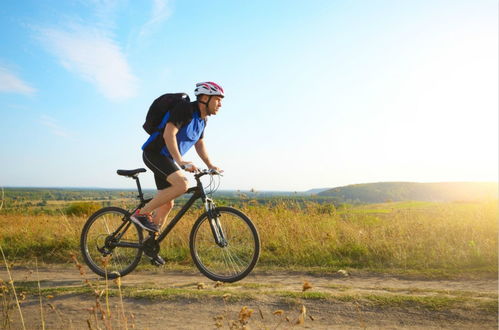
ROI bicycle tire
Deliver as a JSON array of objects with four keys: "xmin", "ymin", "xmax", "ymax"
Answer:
[
  {"xmin": 80, "ymin": 207, "xmax": 143, "ymax": 279},
  {"xmin": 189, "ymin": 206, "xmax": 260, "ymax": 282}
]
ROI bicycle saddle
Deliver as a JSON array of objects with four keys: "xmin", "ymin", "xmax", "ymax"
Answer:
[{"xmin": 116, "ymin": 168, "xmax": 147, "ymax": 177}]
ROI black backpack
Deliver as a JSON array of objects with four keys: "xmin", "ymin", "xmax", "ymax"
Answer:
[{"xmin": 142, "ymin": 93, "xmax": 190, "ymax": 134}]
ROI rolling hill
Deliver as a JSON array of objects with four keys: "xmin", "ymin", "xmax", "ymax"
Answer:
[{"xmin": 317, "ymin": 182, "xmax": 498, "ymax": 204}]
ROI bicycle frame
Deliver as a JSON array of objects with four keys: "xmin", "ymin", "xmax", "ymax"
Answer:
[
  {"xmin": 156, "ymin": 184, "xmax": 205, "ymax": 243},
  {"xmin": 110, "ymin": 171, "xmax": 219, "ymax": 249}
]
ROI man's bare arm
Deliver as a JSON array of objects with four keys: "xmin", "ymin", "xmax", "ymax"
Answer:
[
  {"xmin": 164, "ymin": 122, "xmax": 197, "ymax": 171},
  {"xmin": 195, "ymin": 138, "xmax": 214, "ymax": 168}
]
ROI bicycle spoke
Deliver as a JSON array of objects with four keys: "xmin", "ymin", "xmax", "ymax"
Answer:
[
  {"xmin": 226, "ymin": 247, "xmax": 246, "ymax": 270},
  {"xmin": 224, "ymin": 246, "xmax": 242, "ymax": 274},
  {"xmin": 221, "ymin": 247, "xmax": 237, "ymax": 275},
  {"xmin": 229, "ymin": 250, "xmax": 242, "ymax": 274},
  {"xmin": 220, "ymin": 248, "xmax": 232, "ymax": 274},
  {"xmin": 103, "ymin": 217, "xmax": 111, "ymax": 234}
]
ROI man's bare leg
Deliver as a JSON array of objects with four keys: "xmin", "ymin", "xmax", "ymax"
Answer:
[
  {"xmin": 152, "ymin": 200, "xmax": 174, "ymax": 228},
  {"xmin": 139, "ymin": 170, "xmax": 187, "ymax": 220}
]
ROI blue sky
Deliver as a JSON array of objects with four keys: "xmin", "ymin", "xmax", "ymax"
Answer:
[{"xmin": 0, "ymin": 0, "xmax": 497, "ymax": 191}]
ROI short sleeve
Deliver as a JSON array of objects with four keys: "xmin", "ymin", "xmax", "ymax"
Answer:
[{"xmin": 199, "ymin": 119, "xmax": 207, "ymax": 139}]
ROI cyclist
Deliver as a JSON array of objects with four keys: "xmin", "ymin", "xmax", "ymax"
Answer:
[{"xmin": 131, "ymin": 82, "xmax": 224, "ymax": 262}]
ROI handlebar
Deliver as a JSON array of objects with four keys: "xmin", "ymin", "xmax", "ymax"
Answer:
[
  {"xmin": 180, "ymin": 165, "xmax": 222, "ymax": 179},
  {"xmin": 195, "ymin": 169, "xmax": 222, "ymax": 178}
]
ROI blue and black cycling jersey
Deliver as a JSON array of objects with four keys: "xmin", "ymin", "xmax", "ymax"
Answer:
[{"xmin": 142, "ymin": 101, "xmax": 206, "ymax": 158}]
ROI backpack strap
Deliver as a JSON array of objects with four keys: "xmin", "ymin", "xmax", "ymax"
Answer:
[{"xmin": 157, "ymin": 112, "xmax": 171, "ymax": 131}]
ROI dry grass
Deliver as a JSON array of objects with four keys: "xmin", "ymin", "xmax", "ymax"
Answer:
[
  {"xmin": 0, "ymin": 200, "xmax": 497, "ymax": 274},
  {"xmin": 248, "ymin": 200, "xmax": 498, "ymax": 272}
]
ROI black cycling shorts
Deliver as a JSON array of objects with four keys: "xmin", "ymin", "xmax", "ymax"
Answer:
[{"xmin": 142, "ymin": 150, "xmax": 180, "ymax": 190}]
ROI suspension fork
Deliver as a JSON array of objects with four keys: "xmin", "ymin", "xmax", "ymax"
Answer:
[{"xmin": 204, "ymin": 198, "xmax": 227, "ymax": 247}]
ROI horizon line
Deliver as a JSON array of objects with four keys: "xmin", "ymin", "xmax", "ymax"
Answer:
[{"xmin": 2, "ymin": 180, "xmax": 498, "ymax": 192}]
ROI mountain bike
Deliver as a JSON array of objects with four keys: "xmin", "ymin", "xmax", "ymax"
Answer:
[{"xmin": 80, "ymin": 168, "xmax": 260, "ymax": 283}]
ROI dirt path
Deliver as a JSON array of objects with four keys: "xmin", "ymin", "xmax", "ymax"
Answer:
[{"xmin": 1, "ymin": 265, "xmax": 497, "ymax": 329}]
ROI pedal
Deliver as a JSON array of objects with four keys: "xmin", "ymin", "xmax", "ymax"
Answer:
[{"xmin": 150, "ymin": 255, "xmax": 166, "ymax": 266}]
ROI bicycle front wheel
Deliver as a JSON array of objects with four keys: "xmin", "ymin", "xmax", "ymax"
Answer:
[
  {"xmin": 190, "ymin": 206, "xmax": 260, "ymax": 282},
  {"xmin": 80, "ymin": 207, "xmax": 143, "ymax": 279}
]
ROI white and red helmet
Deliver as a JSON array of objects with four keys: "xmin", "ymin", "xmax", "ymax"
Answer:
[{"xmin": 194, "ymin": 81, "xmax": 224, "ymax": 98}]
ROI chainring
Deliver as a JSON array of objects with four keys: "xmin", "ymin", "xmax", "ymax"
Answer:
[{"xmin": 142, "ymin": 236, "xmax": 160, "ymax": 257}]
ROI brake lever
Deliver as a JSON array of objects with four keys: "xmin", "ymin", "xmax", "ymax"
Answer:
[
  {"xmin": 208, "ymin": 169, "xmax": 223, "ymax": 176},
  {"xmin": 180, "ymin": 164, "xmax": 202, "ymax": 173}
]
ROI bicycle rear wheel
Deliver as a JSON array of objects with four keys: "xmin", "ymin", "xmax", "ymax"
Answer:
[
  {"xmin": 80, "ymin": 207, "xmax": 143, "ymax": 279},
  {"xmin": 190, "ymin": 206, "xmax": 260, "ymax": 282}
]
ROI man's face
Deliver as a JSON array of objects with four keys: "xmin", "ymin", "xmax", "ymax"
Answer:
[{"xmin": 208, "ymin": 96, "xmax": 223, "ymax": 115}]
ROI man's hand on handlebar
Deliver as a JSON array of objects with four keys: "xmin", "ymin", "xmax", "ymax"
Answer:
[
  {"xmin": 179, "ymin": 161, "xmax": 198, "ymax": 173},
  {"xmin": 180, "ymin": 163, "xmax": 223, "ymax": 176},
  {"xmin": 208, "ymin": 165, "xmax": 223, "ymax": 174}
]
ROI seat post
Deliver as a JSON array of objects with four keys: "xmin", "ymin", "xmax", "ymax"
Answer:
[{"xmin": 134, "ymin": 176, "xmax": 145, "ymax": 203}]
